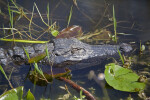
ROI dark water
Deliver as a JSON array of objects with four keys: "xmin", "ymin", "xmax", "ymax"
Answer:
[{"xmin": 0, "ymin": 0, "xmax": 150, "ymax": 100}]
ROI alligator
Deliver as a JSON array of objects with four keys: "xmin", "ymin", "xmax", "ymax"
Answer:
[
  {"xmin": 0, "ymin": 37, "xmax": 132, "ymax": 69},
  {"xmin": 0, "ymin": 37, "xmax": 133, "ymax": 98}
]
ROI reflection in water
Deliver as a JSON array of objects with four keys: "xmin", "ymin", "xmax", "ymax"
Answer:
[
  {"xmin": 0, "ymin": 0, "xmax": 150, "ymax": 100},
  {"xmin": 88, "ymin": 70, "xmax": 109, "ymax": 100}
]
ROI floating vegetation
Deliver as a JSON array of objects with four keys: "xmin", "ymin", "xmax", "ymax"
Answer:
[
  {"xmin": 28, "ymin": 68, "xmax": 71, "ymax": 86},
  {"xmin": 73, "ymin": 90, "xmax": 86, "ymax": 100},
  {"xmin": 0, "ymin": 86, "xmax": 35, "ymax": 100},
  {"xmin": 104, "ymin": 63, "xmax": 146, "ymax": 92},
  {"xmin": 0, "ymin": 0, "xmax": 150, "ymax": 100}
]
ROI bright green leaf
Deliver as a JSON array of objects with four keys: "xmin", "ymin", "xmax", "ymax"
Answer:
[
  {"xmin": 33, "ymin": 63, "xmax": 44, "ymax": 77},
  {"xmin": 51, "ymin": 30, "xmax": 59, "ymax": 37},
  {"xmin": 23, "ymin": 89, "xmax": 35, "ymax": 100},
  {"xmin": 0, "ymin": 65, "xmax": 8, "ymax": 80},
  {"xmin": 105, "ymin": 63, "xmax": 145, "ymax": 92},
  {"xmin": 0, "ymin": 86, "xmax": 23, "ymax": 100}
]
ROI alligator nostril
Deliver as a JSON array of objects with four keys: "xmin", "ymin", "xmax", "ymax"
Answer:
[
  {"xmin": 12, "ymin": 55, "xmax": 24, "ymax": 61},
  {"xmin": 55, "ymin": 53, "xmax": 60, "ymax": 56}
]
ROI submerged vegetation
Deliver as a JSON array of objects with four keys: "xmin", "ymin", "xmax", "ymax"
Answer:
[{"xmin": 0, "ymin": 0, "xmax": 150, "ymax": 100}]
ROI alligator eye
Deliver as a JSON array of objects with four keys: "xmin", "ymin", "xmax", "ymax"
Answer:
[{"xmin": 71, "ymin": 48, "xmax": 85, "ymax": 54}]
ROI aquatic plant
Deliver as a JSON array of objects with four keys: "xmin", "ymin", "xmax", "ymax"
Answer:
[
  {"xmin": 112, "ymin": 5, "xmax": 117, "ymax": 43},
  {"xmin": 0, "ymin": 65, "xmax": 13, "ymax": 89},
  {"xmin": 0, "ymin": 86, "xmax": 35, "ymax": 100},
  {"xmin": 104, "ymin": 63, "xmax": 146, "ymax": 92},
  {"xmin": 0, "ymin": 38, "xmax": 49, "ymax": 43},
  {"xmin": 117, "ymin": 49, "xmax": 124, "ymax": 64},
  {"xmin": 67, "ymin": 5, "xmax": 73, "ymax": 27},
  {"xmin": 140, "ymin": 40, "xmax": 145, "ymax": 55},
  {"xmin": 73, "ymin": 90, "xmax": 86, "ymax": 100},
  {"xmin": 23, "ymin": 47, "xmax": 49, "ymax": 83},
  {"xmin": 0, "ymin": 0, "xmax": 59, "ymax": 43}
]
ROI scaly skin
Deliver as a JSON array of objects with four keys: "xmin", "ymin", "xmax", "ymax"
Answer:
[{"xmin": 0, "ymin": 38, "xmax": 132, "ymax": 68}]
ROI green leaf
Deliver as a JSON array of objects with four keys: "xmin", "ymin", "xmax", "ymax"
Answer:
[
  {"xmin": 28, "ymin": 52, "xmax": 46, "ymax": 63},
  {"xmin": 51, "ymin": 30, "xmax": 59, "ymax": 37},
  {"xmin": 33, "ymin": 63, "xmax": 44, "ymax": 77},
  {"xmin": 0, "ymin": 86, "xmax": 23, "ymax": 100},
  {"xmin": 23, "ymin": 89, "xmax": 35, "ymax": 100},
  {"xmin": 0, "ymin": 65, "xmax": 8, "ymax": 80},
  {"xmin": 105, "ymin": 63, "xmax": 145, "ymax": 92}
]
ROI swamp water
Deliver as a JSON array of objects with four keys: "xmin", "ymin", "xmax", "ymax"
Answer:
[{"xmin": 0, "ymin": 0, "xmax": 150, "ymax": 100}]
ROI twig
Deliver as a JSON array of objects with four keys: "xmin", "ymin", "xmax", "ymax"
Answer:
[{"xmin": 59, "ymin": 77, "xmax": 96, "ymax": 100}]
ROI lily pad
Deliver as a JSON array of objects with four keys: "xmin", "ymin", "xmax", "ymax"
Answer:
[
  {"xmin": 104, "ymin": 63, "xmax": 145, "ymax": 92},
  {"xmin": 0, "ymin": 86, "xmax": 23, "ymax": 100}
]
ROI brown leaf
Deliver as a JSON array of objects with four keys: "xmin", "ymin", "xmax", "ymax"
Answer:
[{"xmin": 56, "ymin": 25, "xmax": 82, "ymax": 38}]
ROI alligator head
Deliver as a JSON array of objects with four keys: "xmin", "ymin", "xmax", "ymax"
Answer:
[{"xmin": 0, "ymin": 38, "xmax": 132, "ymax": 68}]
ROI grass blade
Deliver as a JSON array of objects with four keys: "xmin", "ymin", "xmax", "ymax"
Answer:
[
  {"xmin": 45, "ymin": 43, "xmax": 53, "ymax": 77},
  {"xmin": 0, "ymin": 65, "xmax": 8, "ymax": 80},
  {"xmin": 117, "ymin": 49, "xmax": 124, "ymax": 64},
  {"xmin": 0, "ymin": 38, "xmax": 49, "ymax": 43},
  {"xmin": 47, "ymin": 3, "xmax": 50, "ymax": 25},
  {"xmin": 113, "ymin": 5, "xmax": 117, "ymax": 43},
  {"xmin": 33, "ymin": 63, "xmax": 48, "ymax": 83},
  {"xmin": 10, "ymin": 0, "xmax": 19, "ymax": 10},
  {"xmin": 34, "ymin": 3, "xmax": 48, "ymax": 26},
  {"xmin": 67, "ymin": 5, "xmax": 73, "ymax": 27},
  {"xmin": 34, "ymin": 63, "xmax": 43, "ymax": 76},
  {"xmin": 29, "ymin": 3, "xmax": 35, "ymax": 39},
  {"xmin": 23, "ymin": 47, "xmax": 30, "ymax": 59},
  {"xmin": 0, "ymin": 65, "xmax": 13, "ymax": 88}
]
